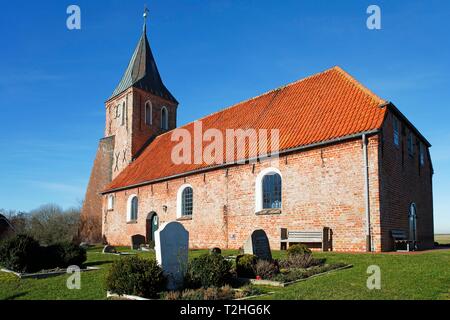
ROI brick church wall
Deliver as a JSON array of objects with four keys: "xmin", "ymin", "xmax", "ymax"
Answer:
[
  {"xmin": 80, "ymin": 136, "xmax": 114, "ymax": 243},
  {"xmin": 378, "ymin": 110, "xmax": 434, "ymax": 250},
  {"xmin": 103, "ymin": 136, "xmax": 384, "ymax": 252}
]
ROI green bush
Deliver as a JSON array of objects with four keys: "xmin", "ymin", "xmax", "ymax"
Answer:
[
  {"xmin": 236, "ymin": 254, "xmax": 257, "ymax": 278},
  {"xmin": 60, "ymin": 242, "xmax": 87, "ymax": 267},
  {"xmin": 186, "ymin": 253, "xmax": 232, "ymax": 288},
  {"xmin": 0, "ymin": 234, "xmax": 41, "ymax": 273},
  {"xmin": 287, "ymin": 244, "xmax": 311, "ymax": 257},
  {"xmin": 105, "ymin": 256, "xmax": 166, "ymax": 299}
]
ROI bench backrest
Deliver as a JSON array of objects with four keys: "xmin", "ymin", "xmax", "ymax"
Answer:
[
  {"xmin": 391, "ymin": 229, "xmax": 407, "ymax": 240},
  {"xmin": 288, "ymin": 231, "xmax": 323, "ymax": 242}
]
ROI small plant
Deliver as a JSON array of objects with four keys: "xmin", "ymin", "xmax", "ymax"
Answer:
[
  {"xmin": 105, "ymin": 256, "xmax": 166, "ymax": 299},
  {"xmin": 279, "ymin": 253, "xmax": 315, "ymax": 269},
  {"xmin": 185, "ymin": 253, "xmax": 232, "ymax": 288},
  {"xmin": 235, "ymin": 254, "xmax": 257, "ymax": 278},
  {"xmin": 255, "ymin": 259, "xmax": 279, "ymax": 279},
  {"xmin": 287, "ymin": 244, "xmax": 311, "ymax": 257}
]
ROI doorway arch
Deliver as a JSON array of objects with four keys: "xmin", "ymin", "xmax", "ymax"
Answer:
[{"xmin": 146, "ymin": 212, "xmax": 159, "ymax": 247}]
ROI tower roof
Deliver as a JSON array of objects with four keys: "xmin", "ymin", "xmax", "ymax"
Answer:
[{"xmin": 109, "ymin": 23, "xmax": 177, "ymax": 103}]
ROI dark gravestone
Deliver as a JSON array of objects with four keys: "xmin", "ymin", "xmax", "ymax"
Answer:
[
  {"xmin": 243, "ymin": 229, "xmax": 272, "ymax": 261},
  {"xmin": 102, "ymin": 245, "xmax": 117, "ymax": 254},
  {"xmin": 131, "ymin": 234, "xmax": 146, "ymax": 250},
  {"xmin": 210, "ymin": 247, "xmax": 222, "ymax": 255}
]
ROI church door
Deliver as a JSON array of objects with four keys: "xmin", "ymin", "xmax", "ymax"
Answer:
[{"xmin": 146, "ymin": 212, "xmax": 159, "ymax": 247}]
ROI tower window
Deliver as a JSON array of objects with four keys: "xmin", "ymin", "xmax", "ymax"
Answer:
[
  {"xmin": 121, "ymin": 103, "xmax": 126, "ymax": 126},
  {"xmin": 161, "ymin": 106, "xmax": 168, "ymax": 130},
  {"xmin": 145, "ymin": 101, "xmax": 152, "ymax": 125}
]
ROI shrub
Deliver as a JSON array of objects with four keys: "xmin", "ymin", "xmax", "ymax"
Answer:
[
  {"xmin": 255, "ymin": 259, "xmax": 279, "ymax": 279},
  {"xmin": 60, "ymin": 242, "xmax": 87, "ymax": 267},
  {"xmin": 287, "ymin": 244, "xmax": 311, "ymax": 257},
  {"xmin": 0, "ymin": 234, "xmax": 41, "ymax": 273},
  {"xmin": 105, "ymin": 256, "xmax": 166, "ymax": 299},
  {"xmin": 279, "ymin": 253, "xmax": 314, "ymax": 269},
  {"xmin": 186, "ymin": 253, "xmax": 232, "ymax": 288},
  {"xmin": 236, "ymin": 254, "xmax": 257, "ymax": 278}
]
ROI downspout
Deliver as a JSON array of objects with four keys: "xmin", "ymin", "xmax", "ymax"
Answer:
[{"xmin": 362, "ymin": 134, "xmax": 372, "ymax": 252}]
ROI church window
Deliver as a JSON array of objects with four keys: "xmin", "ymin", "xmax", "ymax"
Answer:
[
  {"xmin": 127, "ymin": 195, "xmax": 138, "ymax": 222},
  {"xmin": 161, "ymin": 106, "xmax": 168, "ymax": 130},
  {"xmin": 121, "ymin": 103, "xmax": 126, "ymax": 126},
  {"xmin": 393, "ymin": 116, "xmax": 400, "ymax": 147},
  {"xmin": 177, "ymin": 184, "xmax": 193, "ymax": 218},
  {"xmin": 145, "ymin": 101, "xmax": 152, "ymax": 125},
  {"xmin": 255, "ymin": 167, "xmax": 282, "ymax": 212},
  {"xmin": 107, "ymin": 194, "xmax": 114, "ymax": 210}
]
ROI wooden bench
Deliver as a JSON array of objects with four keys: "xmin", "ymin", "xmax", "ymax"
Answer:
[
  {"xmin": 391, "ymin": 230, "xmax": 416, "ymax": 252},
  {"xmin": 280, "ymin": 227, "xmax": 331, "ymax": 251}
]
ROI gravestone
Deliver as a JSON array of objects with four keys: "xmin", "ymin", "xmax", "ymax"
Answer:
[
  {"xmin": 102, "ymin": 245, "xmax": 117, "ymax": 254},
  {"xmin": 243, "ymin": 229, "xmax": 272, "ymax": 260},
  {"xmin": 131, "ymin": 234, "xmax": 146, "ymax": 250},
  {"xmin": 155, "ymin": 221, "xmax": 189, "ymax": 290},
  {"xmin": 210, "ymin": 247, "xmax": 222, "ymax": 255}
]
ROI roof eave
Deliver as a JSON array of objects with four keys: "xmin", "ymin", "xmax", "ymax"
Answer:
[{"xmin": 101, "ymin": 129, "xmax": 380, "ymax": 195}]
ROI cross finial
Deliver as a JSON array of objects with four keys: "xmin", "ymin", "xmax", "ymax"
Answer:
[{"xmin": 143, "ymin": 5, "xmax": 149, "ymax": 32}]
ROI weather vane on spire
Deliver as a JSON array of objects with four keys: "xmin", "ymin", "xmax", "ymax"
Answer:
[{"xmin": 143, "ymin": 5, "xmax": 149, "ymax": 31}]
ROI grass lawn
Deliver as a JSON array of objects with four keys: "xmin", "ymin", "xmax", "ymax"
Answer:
[{"xmin": 0, "ymin": 246, "xmax": 449, "ymax": 300}]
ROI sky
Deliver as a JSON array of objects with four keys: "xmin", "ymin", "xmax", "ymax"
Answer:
[{"xmin": 0, "ymin": 0, "xmax": 449, "ymax": 233}]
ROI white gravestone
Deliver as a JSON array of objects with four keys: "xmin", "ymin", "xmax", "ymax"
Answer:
[{"xmin": 155, "ymin": 221, "xmax": 189, "ymax": 290}]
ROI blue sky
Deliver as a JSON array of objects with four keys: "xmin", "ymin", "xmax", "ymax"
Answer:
[{"xmin": 0, "ymin": 1, "xmax": 449, "ymax": 233}]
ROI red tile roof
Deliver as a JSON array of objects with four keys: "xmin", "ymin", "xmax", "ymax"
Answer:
[{"xmin": 104, "ymin": 66, "xmax": 387, "ymax": 192}]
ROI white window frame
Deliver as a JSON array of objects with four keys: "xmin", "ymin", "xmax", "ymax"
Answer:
[
  {"xmin": 107, "ymin": 194, "xmax": 115, "ymax": 210},
  {"xmin": 176, "ymin": 184, "xmax": 193, "ymax": 218},
  {"xmin": 161, "ymin": 106, "xmax": 169, "ymax": 130},
  {"xmin": 126, "ymin": 194, "xmax": 138, "ymax": 222},
  {"xmin": 255, "ymin": 167, "xmax": 282, "ymax": 213},
  {"xmin": 145, "ymin": 101, "xmax": 152, "ymax": 125}
]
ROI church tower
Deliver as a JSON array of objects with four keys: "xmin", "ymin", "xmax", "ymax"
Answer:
[
  {"xmin": 105, "ymin": 10, "xmax": 178, "ymax": 178},
  {"xmin": 80, "ymin": 10, "xmax": 177, "ymax": 242}
]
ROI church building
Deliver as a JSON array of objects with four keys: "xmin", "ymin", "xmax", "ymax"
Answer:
[{"xmin": 80, "ymin": 16, "xmax": 434, "ymax": 252}]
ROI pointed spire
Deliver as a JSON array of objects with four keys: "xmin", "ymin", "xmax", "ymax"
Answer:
[
  {"xmin": 143, "ymin": 5, "xmax": 149, "ymax": 33},
  {"xmin": 109, "ymin": 8, "xmax": 177, "ymax": 103}
]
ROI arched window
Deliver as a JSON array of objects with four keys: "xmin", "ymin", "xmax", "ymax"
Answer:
[
  {"xmin": 177, "ymin": 184, "xmax": 193, "ymax": 218},
  {"xmin": 409, "ymin": 203, "xmax": 417, "ymax": 242},
  {"xmin": 145, "ymin": 101, "xmax": 152, "ymax": 125},
  {"xmin": 161, "ymin": 106, "xmax": 168, "ymax": 130},
  {"xmin": 127, "ymin": 195, "xmax": 138, "ymax": 222},
  {"xmin": 107, "ymin": 194, "xmax": 115, "ymax": 210},
  {"xmin": 121, "ymin": 102, "xmax": 126, "ymax": 126},
  {"xmin": 255, "ymin": 168, "xmax": 282, "ymax": 212}
]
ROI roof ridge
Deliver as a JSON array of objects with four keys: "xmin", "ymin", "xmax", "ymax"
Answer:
[
  {"xmin": 152, "ymin": 66, "xmax": 341, "ymax": 141},
  {"xmin": 331, "ymin": 66, "xmax": 386, "ymax": 105}
]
